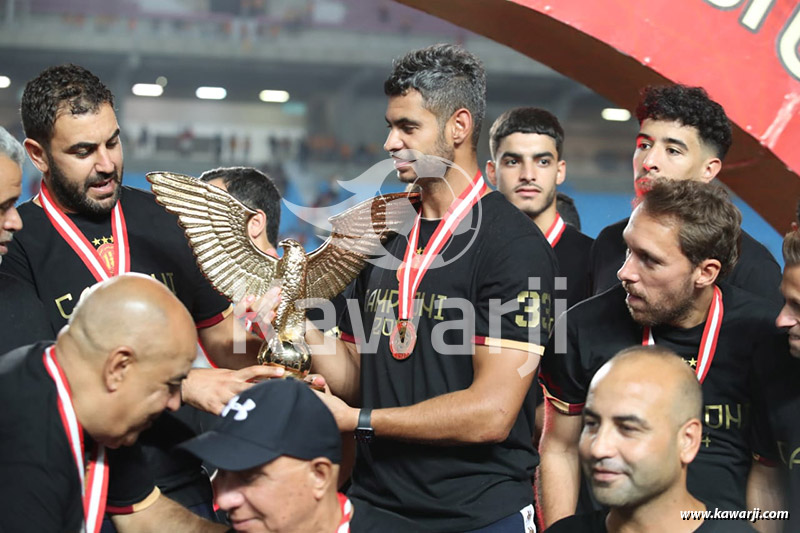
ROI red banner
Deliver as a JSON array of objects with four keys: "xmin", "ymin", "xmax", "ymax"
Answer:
[{"xmin": 398, "ymin": 0, "xmax": 800, "ymax": 232}]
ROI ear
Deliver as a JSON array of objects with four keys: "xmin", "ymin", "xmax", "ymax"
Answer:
[
  {"xmin": 700, "ymin": 157, "xmax": 722, "ymax": 182},
  {"xmin": 556, "ymin": 159, "xmax": 567, "ymax": 186},
  {"xmin": 247, "ymin": 210, "xmax": 267, "ymax": 242},
  {"xmin": 308, "ymin": 458, "xmax": 335, "ymax": 501},
  {"xmin": 103, "ymin": 347, "xmax": 135, "ymax": 392},
  {"xmin": 678, "ymin": 418, "xmax": 702, "ymax": 465},
  {"xmin": 450, "ymin": 108, "xmax": 473, "ymax": 149},
  {"xmin": 693, "ymin": 258, "xmax": 721, "ymax": 288},
  {"xmin": 485, "ymin": 160, "xmax": 497, "ymax": 186},
  {"xmin": 24, "ymin": 138, "xmax": 49, "ymax": 174}
]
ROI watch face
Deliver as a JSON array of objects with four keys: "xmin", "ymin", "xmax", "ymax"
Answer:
[{"xmin": 355, "ymin": 428, "xmax": 374, "ymax": 443}]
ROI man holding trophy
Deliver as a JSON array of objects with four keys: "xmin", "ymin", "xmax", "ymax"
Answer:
[{"xmin": 304, "ymin": 44, "xmax": 556, "ymax": 532}]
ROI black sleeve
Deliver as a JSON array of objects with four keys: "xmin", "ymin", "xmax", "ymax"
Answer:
[
  {"xmin": 473, "ymin": 226, "xmax": 556, "ymax": 351},
  {"xmin": 588, "ymin": 223, "xmax": 626, "ymax": 296},
  {"xmin": 0, "ymin": 275, "xmax": 56, "ymax": 355},
  {"xmin": 105, "ymin": 444, "xmax": 160, "ymax": 514},
  {"xmin": 747, "ymin": 330, "xmax": 789, "ymax": 465},
  {"xmin": 539, "ymin": 309, "xmax": 588, "ymax": 415},
  {"xmin": 727, "ymin": 245, "xmax": 783, "ymax": 308},
  {"xmin": 0, "ymin": 463, "xmax": 79, "ymax": 532}
]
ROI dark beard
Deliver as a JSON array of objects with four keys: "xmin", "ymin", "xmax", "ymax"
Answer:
[{"xmin": 47, "ymin": 156, "xmax": 122, "ymax": 216}]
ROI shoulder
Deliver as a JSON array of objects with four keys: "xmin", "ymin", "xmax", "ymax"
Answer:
[
  {"xmin": 740, "ymin": 230, "xmax": 779, "ymax": 263},
  {"xmin": 478, "ymin": 192, "xmax": 552, "ymax": 250},
  {"xmin": 559, "ymin": 224, "xmax": 594, "ymax": 253},
  {"xmin": 0, "ymin": 272, "xmax": 38, "ymax": 298},
  {"xmin": 595, "ymin": 218, "xmax": 628, "ymax": 242},
  {"xmin": 718, "ymin": 282, "xmax": 781, "ymax": 323},
  {"xmin": 567, "ymin": 285, "xmax": 628, "ymax": 322}
]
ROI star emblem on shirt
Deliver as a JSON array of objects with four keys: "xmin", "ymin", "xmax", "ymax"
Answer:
[
  {"xmin": 92, "ymin": 238, "xmax": 101, "ymax": 246},
  {"xmin": 688, "ymin": 357, "xmax": 698, "ymax": 368}
]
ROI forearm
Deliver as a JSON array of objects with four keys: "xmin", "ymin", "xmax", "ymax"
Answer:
[
  {"xmin": 113, "ymin": 495, "xmax": 228, "ymax": 533},
  {"xmin": 538, "ymin": 404, "xmax": 582, "ymax": 528},
  {"xmin": 746, "ymin": 462, "xmax": 785, "ymax": 533},
  {"xmin": 369, "ymin": 385, "xmax": 524, "ymax": 445},
  {"xmin": 307, "ymin": 322, "xmax": 360, "ymax": 405},
  {"xmin": 198, "ymin": 313, "xmax": 261, "ymax": 369}
]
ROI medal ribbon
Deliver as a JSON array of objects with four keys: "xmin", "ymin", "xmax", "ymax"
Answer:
[
  {"xmin": 398, "ymin": 171, "xmax": 487, "ymax": 322},
  {"xmin": 641, "ymin": 285, "xmax": 723, "ymax": 384},
  {"xmin": 39, "ymin": 181, "xmax": 130, "ymax": 281},
  {"xmin": 336, "ymin": 493, "xmax": 354, "ymax": 533},
  {"xmin": 43, "ymin": 346, "xmax": 109, "ymax": 533},
  {"xmin": 544, "ymin": 213, "xmax": 566, "ymax": 248}
]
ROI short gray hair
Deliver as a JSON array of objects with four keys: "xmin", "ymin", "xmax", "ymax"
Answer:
[{"xmin": 0, "ymin": 127, "xmax": 24, "ymax": 169}]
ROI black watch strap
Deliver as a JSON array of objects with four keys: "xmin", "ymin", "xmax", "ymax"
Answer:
[{"xmin": 355, "ymin": 408, "xmax": 374, "ymax": 443}]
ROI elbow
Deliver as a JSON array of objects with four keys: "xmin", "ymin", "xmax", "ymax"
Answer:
[{"xmin": 473, "ymin": 408, "xmax": 516, "ymax": 444}]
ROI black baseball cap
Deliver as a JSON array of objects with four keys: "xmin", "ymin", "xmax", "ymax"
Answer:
[{"xmin": 179, "ymin": 379, "xmax": 342, "ymax": 471}]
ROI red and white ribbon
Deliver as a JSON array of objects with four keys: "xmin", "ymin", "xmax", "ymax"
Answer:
[
  {"xmin": 336, "ymin": 493, "xmax": 353, "ymax": 533},
  {"xmin": 544, "ymin": 212, "xmax": 566, "ymax": 248},
  {"xmin": 43, "ymin": 346, "xmax": 109, "ymax": 533},
  {"xmin": 39, "ymin": 181, "xmax": 129, "ymax": 281},
  {"xmin": 398, "ymin": 171, "xmax": 487, "ymax": 322},
  {"xmin": 641, "ymin": 285, "xmax": 723, "ymax": 384}
]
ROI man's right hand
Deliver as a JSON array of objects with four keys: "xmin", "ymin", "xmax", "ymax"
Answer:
[{"xmin": 181, "ymin": 365, "xmax": 286, "ymax": 414}]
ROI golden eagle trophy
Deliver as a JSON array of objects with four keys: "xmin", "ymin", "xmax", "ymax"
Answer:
[{"xmin": 147, "ymin": 171, "xmax": 419, "ymax": 379}]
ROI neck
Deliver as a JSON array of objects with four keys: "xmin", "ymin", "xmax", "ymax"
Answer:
[
  {"xmin": 670, "ymin": 285, "xmax": 715, "ymax": 329},
  {"xmin": 533, "ymin": 202, "xmax": 558, "ymax": 235},
  {"xmin": 419, "ymin": 158, "xmax": 480, "ymax": 219},
  {"xmin": 305, "ymin": 492, "xmax": 342, "ymax": 533},
  {"xmin": 255, "ymin": 236, "xmax": 278, "ymax": 258},
  {"xmin": 606, "ymin": 483, "xmax": 704, "ymax": 533}
]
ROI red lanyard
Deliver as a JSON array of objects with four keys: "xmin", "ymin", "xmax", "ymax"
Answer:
[
  {"xmin": 390, "ymin": 171, "xmax": 487, "ymax": 360},
  {"xmin": 544, "ymin": 213, "xmax": 566, "ymax": 248},
  {"xmin": 641, "ymin": 285, "xmax": 723, "ymax": 384},
  {"xmin": 39, "ymin": 181, "xmax": 130, "ymax": 281},
  {"xmin": 43, "ymin": 346, "xmax": 109, "ymax": 533},
  {"xmin": 336, "ymin": 493, "xmax": 353, "ymax": 532}
]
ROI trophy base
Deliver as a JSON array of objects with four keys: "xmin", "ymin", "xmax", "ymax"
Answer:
[{"xmin": 258, "ymin": 338, "xmax": 323, "ymax": 391}]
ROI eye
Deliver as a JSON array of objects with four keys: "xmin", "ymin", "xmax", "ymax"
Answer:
[
  {"xmin": 502, "ymin": 158, "xmax": 518, "ymax": 166},
  {"xmin": 667, "ymin": 147, "xmax": 681, "ymax": 155},
  {"xmin": 537, "ymin": 158, "xmax": 551, "ymax": 167},
  {"xmin": 636, "ymin": 140, "xmax": 651, "ymax": 150}
]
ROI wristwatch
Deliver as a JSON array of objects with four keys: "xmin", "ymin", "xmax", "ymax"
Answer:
[{"xmin": 354, "ymin": 408, "xmax": 374, "ymax": 443}]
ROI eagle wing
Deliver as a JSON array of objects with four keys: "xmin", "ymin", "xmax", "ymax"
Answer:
[
  {"xmin": 147, "ymin": 171, "xmax": 278, "ymax": 303},
  {"xmin": 304, "ymin": 192, "xmax": 420, "ymax": 301}
]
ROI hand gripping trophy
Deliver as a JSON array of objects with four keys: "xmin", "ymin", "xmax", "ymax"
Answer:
[{"xmin": 147, "ymin": 171, "xmax": 419, "ymax": 379}]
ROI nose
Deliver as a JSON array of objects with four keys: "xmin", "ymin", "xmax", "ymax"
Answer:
[
  {"xmin": 95, "ymin": 146, "xmax": 116, "ymax": 175},
  {"xmin": 641, "ymin": 149, "xmax": 660, "ymax": 173},
  {"xmin": 2, "ymin": 205, "xmax": 22, "ymax": 233},
  {"xmin": 213, "ymin": 471, "xmax": 245, "ymax": 513},
  {"xmin": 587, "ymin": 423, "xmax": 618, "ymax": 460},
  {"xmin": 384, "ymin": 128, "xmax": 403, "ymax": 153},
  {"xmin": 165, "ymin": 389, "xmax": 182, "ymax": 412},
  {"xmin": 617, "ymin": 251, "xmax": 638, "ymax": 283},
  {"xmin": 776, "ymin": 304, "xmax": 798, "ymax": 330},
  {"xmin": 519, "ymin": 160, "xmax": 535, "ymax": 182}
]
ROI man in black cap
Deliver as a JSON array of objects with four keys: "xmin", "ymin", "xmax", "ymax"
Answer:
[{"xmin": 181, "ymin": 379, "xmax": 353, "ymax": 533}]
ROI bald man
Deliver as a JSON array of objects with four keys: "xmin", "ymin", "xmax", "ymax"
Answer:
[
  {"xmin": 548, "ymin": 346, "xmax": 757, "ymax": 532},
  {"xmin": 0, "ymin": 274, "xmax": 228, "ymax": 533}
]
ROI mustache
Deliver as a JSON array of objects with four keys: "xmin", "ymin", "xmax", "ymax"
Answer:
[
  {"xmin": 514, "ymin": 182, "xmax": 542, "ymax": 193},
  {"xmin": 622, "ymin": 281, "xmax": 644, "ymax": 299},
  {"xmin": 85, "ymin": 172, "xmax": 120, "ymax": 188}
]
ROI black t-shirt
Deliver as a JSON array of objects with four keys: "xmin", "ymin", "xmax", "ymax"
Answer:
[
  {"xmin": 547, "ymin": 509, "xmax": 758, "ymax": 532},
  {"xmin": 0, "ymin": 272, "xmax": 54, "ymax": 355},
  {"xmin": 0, "ymin": 186, "xmax": 230, "ymax": 331},
  {"xmin": 588, "ymin": 218, "xmax": 783, "ymax": 306},
  {"xmin": 539, "ymin": 283, "xmax": 782, "ymax": 511},
  {"xmin": 339, "ymin": 192, "xmax": 557, "ymax": 532},
  {"xmin": 553, "ymin": 224, "xmax": 593, "ymax": 310},
  {"xmin": 0, "ymin": 342, "xmax": 157, "ymax": 533},
  {"xmin": 762, "ymin": 351, "xmax": 800, "ymax": 530},
  {"xmin": 0, "ymin": 186, "xmax": 231, "ymax": 505}
]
